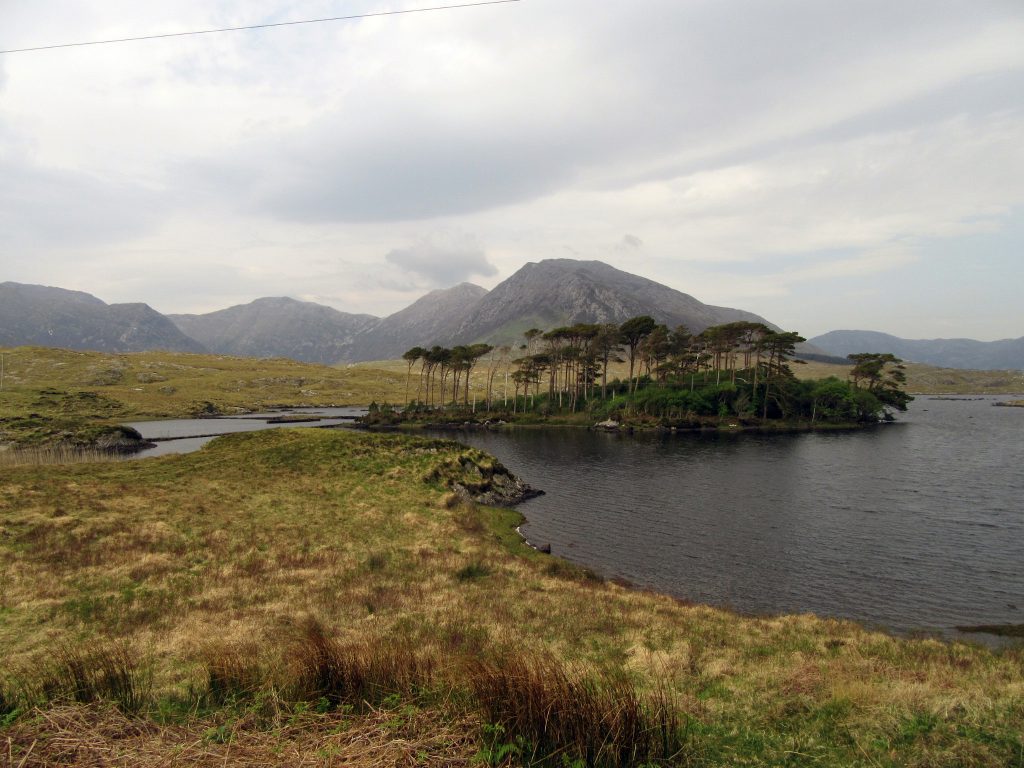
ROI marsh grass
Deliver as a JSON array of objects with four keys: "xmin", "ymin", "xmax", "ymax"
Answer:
[{"xmin": 454, "ymin": 560, "xmax": 492, "ymax": 581}]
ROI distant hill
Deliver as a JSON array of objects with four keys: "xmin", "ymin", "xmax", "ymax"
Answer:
[
  {"xmin": 809, "ymin": 330, "xmax": 1024, "ymax": 371},
  {"xmin": 169, "ymin": 297, "xmax": 377, "ymax": 365},
  {"xmin": 0, "ymin": 282, "xmax": 206, "ymax": 354}
]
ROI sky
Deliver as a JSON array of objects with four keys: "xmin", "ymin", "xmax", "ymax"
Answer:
[{"xmin": 1, "ymin": 0, "xmax": 1022, "ymax": 340}]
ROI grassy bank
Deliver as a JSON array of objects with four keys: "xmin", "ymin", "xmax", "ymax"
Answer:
[{"xmin": 2, "ymin": 428, "xmax": 1022, "ymax": 766}]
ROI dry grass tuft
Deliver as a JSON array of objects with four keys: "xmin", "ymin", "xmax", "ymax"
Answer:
[
  {"xmin": 289, "ymin": 619, "xmax": 437, "ymax": 710},
  {"xmin": 466, "ymin": 649, "xmax": 682, "ymax": 767},
  {"xmin": 201, "ymin": 640, "xmax": 266, "ymax": 705},
  {"xmin": 9, "ymin": 642, "xmax": 151, "ymax": 716}
]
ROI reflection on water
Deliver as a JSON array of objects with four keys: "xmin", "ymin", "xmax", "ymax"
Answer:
[{"xmin": 427, "ymin": 397, "xmax": 1024, "ymax": 640}]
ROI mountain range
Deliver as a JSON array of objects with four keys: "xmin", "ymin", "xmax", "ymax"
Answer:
[
  {"xmin": 808, "ymin": 330, "xmax": 1024, "ymax": 371},
  {"xmin": 2, "ymin": 261, "xmax": 1020, "ymax": 369},
  {"xmin": 0, "ymin": 260, "xmax": 784, "ymax": 362}
]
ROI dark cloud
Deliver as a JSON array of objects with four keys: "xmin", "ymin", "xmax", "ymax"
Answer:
[
  {"xmin": 620, "ymin": 234, "xmax": 643, "ymax": 250},
  {"xmin": 385, "ymin": 236, "xmax": 497, "ymax": 287}
]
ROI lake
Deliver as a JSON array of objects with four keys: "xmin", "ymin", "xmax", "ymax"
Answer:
[
  {"xmin": 126, "ymin": 397, "xmax": 1023, "ymax": 641},
  {"xmin": 426, "ymin": 397, "xmax": 1024, "ymax": 641}
]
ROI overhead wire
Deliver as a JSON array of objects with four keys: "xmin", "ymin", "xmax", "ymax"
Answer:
[{"xmin": 0, "ymin": 0, "xmax": 521, "ymax": 55}]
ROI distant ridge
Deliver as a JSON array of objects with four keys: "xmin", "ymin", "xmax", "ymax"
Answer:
[
  {"xmin": 169, "ymin": 297, "xmax": 377, "ymax": 365},
  {"xmin": 809, "ymin": 330, "xmax": 1024, "ymax": 371},
  {"xmin": 0, "ymin": 282, "xmax": 206, "ymax": 354}
]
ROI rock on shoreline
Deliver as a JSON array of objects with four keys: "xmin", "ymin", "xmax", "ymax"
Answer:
[{"xmin": 426, "ymin": 450, "xmax": 544, "ymax": 507}]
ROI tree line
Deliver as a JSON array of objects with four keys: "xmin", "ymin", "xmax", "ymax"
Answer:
[{"xmin": 400, "ymin": 317, "xmax": 911, "ymax": 424}]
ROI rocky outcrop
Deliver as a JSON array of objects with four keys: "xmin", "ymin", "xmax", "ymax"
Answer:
[
  {"xmin": 425, "ymin": 449, "xmax": 543, "ymax": 506},
  {"xmin": 91, "ymin": 425, "xmax": 154, "ymax": 453}
]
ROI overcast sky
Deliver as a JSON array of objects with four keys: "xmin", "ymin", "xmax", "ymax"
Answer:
[{"xmin": 1, "ymin": 0, "xmax": 1022, "ymax": 339}]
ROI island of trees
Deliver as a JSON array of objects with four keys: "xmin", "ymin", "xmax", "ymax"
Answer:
[{"xmin": 374, "ymin": 318, "xmax": 911, "ymax": 429}]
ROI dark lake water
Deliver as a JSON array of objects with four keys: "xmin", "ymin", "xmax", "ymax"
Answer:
[{"xmin": 426, "ymin": 397, "xmax": 1024, "ymax": 641}]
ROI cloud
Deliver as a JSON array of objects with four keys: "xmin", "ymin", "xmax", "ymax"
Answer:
[
  {"xmin": 618, "ymin": 234, "xmax": 643, "ymax": 251},
  {"xmin": 0, "ymin": 158, "xmax": 162, "ymax": 251},
  {"xmin": 385, "ymin": 234, "xmax": 497, "ymax": 287}
]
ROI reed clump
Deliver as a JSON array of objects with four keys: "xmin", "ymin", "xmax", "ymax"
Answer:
[
  {"xmin": 289, "ymin": 620, "xmax": 437, "ymax": 710},
  {"xmin": 8, "ymin": 641, "xmax": 151, "ymax": 715},
  {"xmin": 0, "ymin": 445, "xmax": 121, "ymax": 467},
  {"xmin": 467, "ymin": 649, "xmax": 682, "ymax": 767}
]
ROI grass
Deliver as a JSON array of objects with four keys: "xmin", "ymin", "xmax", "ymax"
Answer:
[{"xmin": 1, "ymin": 427, "xmax": 1023, "ymax": 765}]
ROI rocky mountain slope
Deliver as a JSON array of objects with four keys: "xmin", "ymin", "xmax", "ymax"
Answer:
[
  {"xmin": 340, "ymin": 283, "xmax": 488, "ymax": 361},
  {"xmin": 809, "ymin": 330, "xmax": 1024, "ymax": 370},
  {"xmin": 169, "ymin": 297, "xmax": 377, "ymax": 364},
  {"xmin": 438, "ymin": 259, "xmax": 774, "ymax": 347},
  {"xmin": 0, "ymin": 282, "xmax": 206, "ymax": 354}
]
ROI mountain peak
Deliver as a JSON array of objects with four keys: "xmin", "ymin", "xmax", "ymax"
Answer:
[{"xmin": 441, "ymin": 258, "xmax": 771, "ymax": 345}]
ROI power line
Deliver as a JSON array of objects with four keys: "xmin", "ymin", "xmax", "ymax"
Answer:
[{"xmin": 0, "ymin": 0, "xmax": 521, "ymax": 55}]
